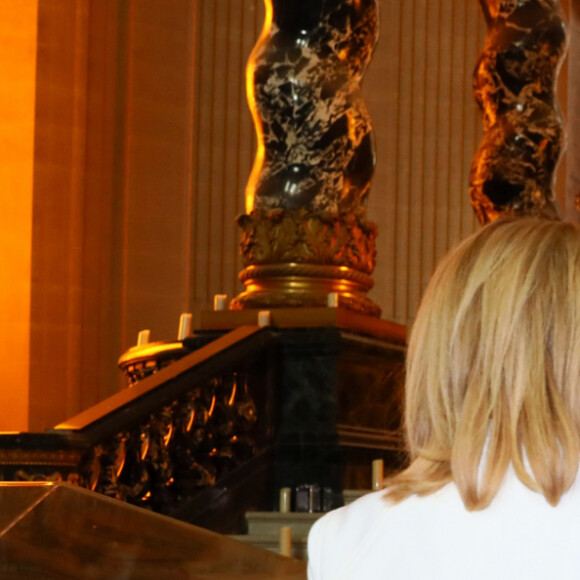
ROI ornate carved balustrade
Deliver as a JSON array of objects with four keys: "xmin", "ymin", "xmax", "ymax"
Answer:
[
  {"xmin": 0, "ymin": 327, "xmax": 273, "ymax": 529},
  {"xmin": 0, "ymin": 313, "xmax": 405, "ymax": 533}
]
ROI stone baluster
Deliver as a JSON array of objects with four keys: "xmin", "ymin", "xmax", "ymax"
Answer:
[
  {"xmin": 231, "ymin": 0, "xmax": 381, "ymax": 316},
  {"xmin": 470, "ymin": 0, "xmax": 567, "ymax": 223}
]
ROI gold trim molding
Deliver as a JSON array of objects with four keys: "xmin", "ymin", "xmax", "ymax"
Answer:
[
  {"xmin": 118, "ymin": 341, "xmax": 189, "ymax": 385},
  {"xmin": 238, "ymin": 209, "xmax": 377, "ymax": 273},
  {"xmin": 234, "ymin": 210, "xmax": 380, "ymax": 316},
  {"xmin": 231, "ymin": 263, "xmax": 380, "ymax": 317}
]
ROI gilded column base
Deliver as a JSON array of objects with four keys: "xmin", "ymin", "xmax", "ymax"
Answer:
[
  {"xmin": 230, "ymin": 263, "xmax": 381, "ymax": 317},
  {"xmin": 232, "ymin": 209, "xmax": 381, "ymax": 317}
]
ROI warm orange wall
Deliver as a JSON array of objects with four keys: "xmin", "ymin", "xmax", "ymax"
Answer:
[
  {"xmin": 29, "ymin": 0, "xmax": 128, "ymax": 431},
  {"xmin": 15, "ymin": 0, "xmax": 575, "ymax": 433},
  {"xmin": 121, "ymin": 0, "xmax": 199, "ymax": 352},
  {"xmin": 0, "ymin": 1, "xmax": 38, "ymax": 431}
]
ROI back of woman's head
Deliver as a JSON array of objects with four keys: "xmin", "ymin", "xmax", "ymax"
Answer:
[{"xmin": 388, "ymin": 217, "xmax": 580, "ymax": 510}]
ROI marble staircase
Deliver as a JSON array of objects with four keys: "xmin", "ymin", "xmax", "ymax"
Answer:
[{"xmin": 231, "ymin": 489, "xmax": 370, "ymax": 560}]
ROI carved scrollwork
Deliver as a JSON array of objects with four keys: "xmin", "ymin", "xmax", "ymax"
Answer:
[
  {"xmin": 67, "ymin": 372, "xmax": 261, "ymax": 512},
  {"xmin": 238, "ymin": 209, "xmax": 377, "ymax": 274},
  {"xmin": 116, "ymin": 428, "xmax": 151, "ymax": 504},
  {"xmin": 92, "ymin": 434, "xmax": 128, "ymax": 500},
  {"xmin": 13, "ymin": 470, "xmax": 65, "ymax": 483}
]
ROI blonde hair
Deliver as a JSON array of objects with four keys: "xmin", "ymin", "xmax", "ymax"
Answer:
[{"xmin": 386, "ymin": 217, "xmax": 580, "ymax": 510}]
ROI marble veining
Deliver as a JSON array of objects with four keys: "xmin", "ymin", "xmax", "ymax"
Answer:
[
  {"xmin": 470, "ymin": 0, "xmax": 566, "ymax": 223},
  {"xmin": 246, "ymin": 0, "xmax": 378, "ymax": 215}
]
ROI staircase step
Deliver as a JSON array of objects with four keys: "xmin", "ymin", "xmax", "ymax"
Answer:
[
  {"xmin": 245, "ymin": 490, "xmax": 371, "ymax": 535},
  {"xmin": 245, "ymin": 511, "xmax": 322, "ymax": 537},
  {"xmin": 231, "ymin": 533, "xmax": 308, "ymax": 560},
  {"xmin": 234, "ymin": 490, "xmax": 373, "ymax": 561}
]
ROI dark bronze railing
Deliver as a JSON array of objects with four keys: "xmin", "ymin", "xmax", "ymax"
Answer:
[{"xmin": 0, "ymin": 313, "xmax": 406, "ymax": 533}]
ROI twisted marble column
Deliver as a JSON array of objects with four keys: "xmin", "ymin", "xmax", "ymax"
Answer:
[
  {"xmin": 232, "ymin": 0, "xmax": 380, "ymax": 316},
  {"xmin": 470, "ymin": 0, "xmax": 567, "ymax": 223}
]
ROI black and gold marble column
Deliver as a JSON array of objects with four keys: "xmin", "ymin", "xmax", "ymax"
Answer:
[
  {"xmin": 231, "ymin": 0, "xmax": 381, "ymax": 316},
  {"xmin": 470, "ymin": 0, "xmax": 567, "ymax": 223}
]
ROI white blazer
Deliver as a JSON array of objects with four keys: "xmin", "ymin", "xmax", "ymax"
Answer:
[{"xmin": 307, "ymin": 468, "xmax": 580, "ymax": 580}]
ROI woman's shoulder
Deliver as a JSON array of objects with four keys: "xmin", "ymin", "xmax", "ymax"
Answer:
[
  {"xmin": 306, "ymin": 484, "xmax": 468, "ymax": 580},
  {"xmin": 311, "ymin": 489, "xmax": 390, "ymax": 539},
  {"xmin": 307, "ymin": 477, "xmax": 580, "ymax": 580},
  {"xmin": 307, "ymin": 490, "xmax": 393, "ymax": 580}
]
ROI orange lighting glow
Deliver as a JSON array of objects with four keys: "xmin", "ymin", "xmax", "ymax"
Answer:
[
  {"xmin": 244, "ymin": 1, "xmax": 273, "ymax": 214},
  {"xmin": 0, "ymin": 0, "xmax": 38, "ymax": 432}
]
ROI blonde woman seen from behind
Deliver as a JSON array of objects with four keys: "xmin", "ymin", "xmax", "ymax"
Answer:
[{"xmin": 308, "ymin": 218, "xmax": 580, "ymax": 580}]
